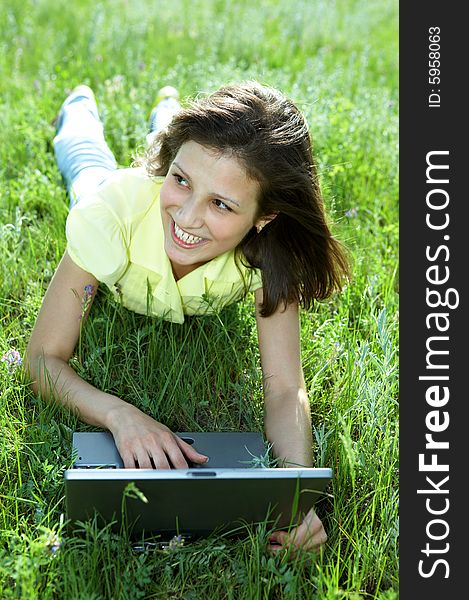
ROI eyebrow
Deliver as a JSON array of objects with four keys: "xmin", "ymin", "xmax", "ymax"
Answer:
[{"xmin": 172, "ymin": 161, "xmax": 241, "ymax": 207}]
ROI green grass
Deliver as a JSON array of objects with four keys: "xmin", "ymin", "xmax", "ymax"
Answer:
[{"xmin": 0, "ymin": 0, "xmax": 398, "ymax": 598}]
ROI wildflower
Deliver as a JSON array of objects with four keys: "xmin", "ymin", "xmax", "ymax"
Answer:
[
  {"xmin": 163, "ymin": 534, "xmax": 185, "ymax": 551},
  {"xmin": 81, "ymin": 284, "xmax": 94, "ymax": 317},
  {"xmin": 1, "ymin": 349, "xmax": 22, "ymax": 374},
  {"xmin": 345, "ymin": 208, "xmax": 358, "ymax": 218},
  {"xmin": 50, "ymin": 540, "xmax": 61, "ymax": 555},
  {"xmin": 45, "ymin": 531, "xmax": 62, "ymax": 555},
  {"xmin": 105, "ymin": 74, "xmax": 125, "ymax": 94}
]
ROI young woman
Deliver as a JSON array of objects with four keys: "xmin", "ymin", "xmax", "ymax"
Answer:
[{"xmin": 26, "ymin": 81, "xmax": 349, "ymax": 554}]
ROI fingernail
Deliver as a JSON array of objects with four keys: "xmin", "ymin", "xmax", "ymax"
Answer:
[{"xmin": 204, "ymin": 456, "xmax": 210, "ymax": 463}]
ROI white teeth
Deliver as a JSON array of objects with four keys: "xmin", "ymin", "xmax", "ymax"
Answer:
[{"xmin": 174, "ymin": 222, "xmax": 203, "ymax": 245}]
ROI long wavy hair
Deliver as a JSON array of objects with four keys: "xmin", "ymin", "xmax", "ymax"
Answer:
[{"xmin": 138, "ymin": 81, "xmax": 350, "ymax": 317}]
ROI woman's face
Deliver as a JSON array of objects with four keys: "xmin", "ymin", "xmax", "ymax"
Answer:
[{"xmin": 159, "ymin": 140, "xmax": 263, "ymax": 280}]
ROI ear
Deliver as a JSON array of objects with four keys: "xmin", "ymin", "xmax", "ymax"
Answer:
[{"xmin": 255, "ymin": 213, "xmax": 278, "ymax": 233}]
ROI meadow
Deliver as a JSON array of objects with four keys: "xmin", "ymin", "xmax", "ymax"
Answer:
[{"xmin": 0, "ymin": 0, "xmax": 399, "ymax": 598}]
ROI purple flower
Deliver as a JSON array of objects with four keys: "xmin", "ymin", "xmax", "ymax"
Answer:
[
  {"xmin": 50, "ymin": 542, "xmax": 61, "ymax": 555},
  {"xmin": 1, "ymin": 349, "xmax": 22, "ymax": 374},
  {"xmin": 80, "ymin": 284, "xmax": 94, "ymax": 318},
  {"xmin": 345, "ymin": 208, "xmax": 358, "ymax": 219},
  {"xmin": 163, "ymin": 534, "xmax": 185, "ymax": 551},
  {"xmin": 45, "ymin": 531, "xmax": 62, "ymax": 555}
]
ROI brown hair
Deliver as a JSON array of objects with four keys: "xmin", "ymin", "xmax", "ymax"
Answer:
[{"xmin": 139, "ymin": 81, "xmax": 350, "ymax": 317}]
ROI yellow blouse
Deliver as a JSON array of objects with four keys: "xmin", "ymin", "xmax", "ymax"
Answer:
[{"xmin": 65, "ymin": 168, "xmax": 262, "ymax": 323}]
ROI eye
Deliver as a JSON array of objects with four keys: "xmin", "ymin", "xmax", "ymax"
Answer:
[
  {"xmin": 173, "ymin": 173, "xmax": 189, "ymax": 187},
  {"xmin": 213, "ymin": 199, "xmax": 233, "ymax": 212}
]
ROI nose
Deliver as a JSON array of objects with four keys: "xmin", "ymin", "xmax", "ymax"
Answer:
[{"xmin": 175, "ymin": 194, "xmax": 205, "ymax": 230}]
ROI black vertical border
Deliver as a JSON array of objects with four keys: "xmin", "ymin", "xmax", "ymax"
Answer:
[{"xmin": 400, "ymin": 2, "xmax": 465, "ymax": 597}]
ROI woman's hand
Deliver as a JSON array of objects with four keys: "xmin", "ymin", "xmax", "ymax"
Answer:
[
  {"xmin": 107, "ymin": 403, "xmax": 209, "ymax": 469},
  {"xmin": 267, "ymin": 507, "xmax": 327, "ymax": 557}
]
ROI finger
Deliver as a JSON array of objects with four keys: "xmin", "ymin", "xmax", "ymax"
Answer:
[
  {"xmin": 146, "ymin": 448, "xmax": 171, "ymax": 470},
  {"xmin": 121, "ymin": 450, "xmax": 138, "ymax": 469},
  {"xmin": 268, "ymin": 526, "xmax": 315, "ymax": 555},
  {"xmin": 267, "ymin": 531, "xmax": 290, "ymax": 554},
  {"xmin": 139, "ymin": 434, "xmax": 175, "ymax": 469},
  {"xmin": 165, "ymin": 442, "xmax": 190, "ymax": 469},
  {"xmin": 175, "ymin": 437, "xmax": 209, "ymax": 464},
  {"xmin": 267, "ymin": 537, "xmax": 298, "ymax": 560},
  {"xmin": 295, "ymin": 513, "xmax": 328, "ymax": 549},
  {"xmin": 129, "ymin": 440, "xmax": 171, "ymax": 469},
  {"xmin": 310, "ymin": 530, "xmax": 327, "ymax": 549},
  {"xmin": 285, "ymin": 523, "xmax": 327, "ymax": 552},
  {"xmin": 268, "ymin": 531, "xmax": 289, "ymax": 545},
  {"xmin": 134, "ymin": 449, "xmax": 155, "ymax": 469},
  {"xmin": 118, "ymin": 440, "xmax": 147, "ymax": 469}
]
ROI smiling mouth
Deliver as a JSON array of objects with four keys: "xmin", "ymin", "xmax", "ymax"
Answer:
[{"xmin": 171, "ymin": 219, "xmax": 207, "ymax": 248}]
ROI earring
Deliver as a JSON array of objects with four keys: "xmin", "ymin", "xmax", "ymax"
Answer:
[{"xmin": 256, "ymin": 225, "xmax": 263, "ymax": 234}]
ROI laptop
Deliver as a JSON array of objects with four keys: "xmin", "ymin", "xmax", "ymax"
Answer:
[{"xmin": 65, "ymin": 431, "xmax": 332, "ymax": 541}]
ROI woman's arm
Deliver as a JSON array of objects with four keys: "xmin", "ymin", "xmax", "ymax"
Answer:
[
  {"xmin": 255, "ymin": 288, "xmax": 327, "ymax": 554},
  {"xmin": 25, "ymin": 251, "xmax": 208, "ymax": 469},
  {"xmin": 26, "ymin": 251, "xmax": 111, "ymax": 423},
  {"xmin": 254, "ymin": 288, "xmax": 313, "ymax": 468}
]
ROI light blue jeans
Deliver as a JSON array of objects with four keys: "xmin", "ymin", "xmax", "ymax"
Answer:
[{"xmin": 53, "ymin": 86, "xmax": 179, "ymax": 208}]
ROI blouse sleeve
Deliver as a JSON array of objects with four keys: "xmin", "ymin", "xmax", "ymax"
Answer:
[{"xmin": 65, "ymin": 179, "xmax": 130, "ymax": 286}]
